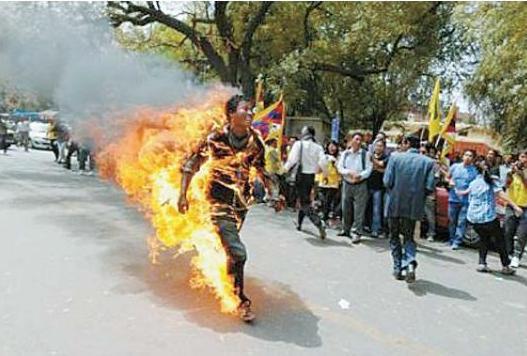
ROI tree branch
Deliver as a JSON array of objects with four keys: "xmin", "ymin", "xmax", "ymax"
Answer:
[
  {"xmin": 311, "ymin": 1, "xmax": 443, "ymax": 81},
  {"xmin": 214, "ymin": 2, "xmax": 236, "ymax": 49},
  {"xmin": 108, "ymin": 1, "xmax": 231, "ymax": 82},
  {"xmin": 303, "ymin": 1, "xmax": 323, "ymax": 47},
  {"xmin": 240, "ymin": 1, "xmax": 273, "ymax": 62}
]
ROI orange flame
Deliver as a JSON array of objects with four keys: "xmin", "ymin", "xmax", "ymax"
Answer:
[{"xmin": 98, "ymin": 88, "xmax": 240, "ymax": 313}]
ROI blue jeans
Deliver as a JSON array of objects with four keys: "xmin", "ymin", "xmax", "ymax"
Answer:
[
  {"xmin": 389, "ymin": 218, "xmax": 417, "ymax": 272},
  {"xmin": 448, "ymin": 202, "xmax": 468, "ymax": 247},
  {"xmin": 370, "ymin": 189, "xmax": 384, "ymax": 234}
]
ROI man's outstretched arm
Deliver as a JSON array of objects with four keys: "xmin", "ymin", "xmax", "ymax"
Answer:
[{"xmin": 178, "ymin": 139, "xmax": 209, "ymax": 213}]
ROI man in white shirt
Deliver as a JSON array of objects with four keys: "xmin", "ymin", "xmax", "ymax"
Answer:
[
  {"xmin": 337, "ymin": 131, "xmax": 373, "ymax": 243},
  {"xmin": 16, "ymin": 119, "xmax": 31, "ymax": 152},
  {"xmin": 284, "ymin": 126, "xmax": 327, "ymax": 239}
]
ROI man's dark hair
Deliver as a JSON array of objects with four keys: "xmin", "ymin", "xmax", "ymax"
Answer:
[
  {"xmin": 425, "ymin": 142, "xmax": 437, "ymax": 154},
  {"xmin": 487, "ymin": 149, "xmax": 499, "ymax": 157},
  {"xmin": 464, "ymin": 149, "xmax": 476, "ymax": 157},
  {"xmin": 306, "ymin": 126, "xmax": 316, "ymax": 137},
  {"xmin": 347, "ymin": 131, "xmax": 363, "ymax": 140},
  {"xmin": 225, "ymin": 94, "xmax": 245, "ymax": 119},
  {"xmin": 405, "ymin": 135, "xmax": 420, "ymax": 149}
]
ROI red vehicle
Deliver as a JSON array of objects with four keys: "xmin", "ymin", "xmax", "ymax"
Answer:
[{"xmin": 435, "ymin": 187, "xmax": 506, "ymax": 246}]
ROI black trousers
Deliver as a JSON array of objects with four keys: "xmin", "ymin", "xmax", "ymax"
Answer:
[
  {"xmin": 296, "ymin": 173, "xmax": 322, "ymax": 228},
  {"xmin": 50, "ymin": 139, "xmax": 59, "ymax": 160},
  {"xmin": 318, "ymin": 187, "xmax": 339, "ymax": 221},
  {"xmin": 212, "ymin": 212, "xmax": 249, "ymax": 304},
  {"xmin": 472, "ymin": 219, "xmax": 510, "ymax": 267}
]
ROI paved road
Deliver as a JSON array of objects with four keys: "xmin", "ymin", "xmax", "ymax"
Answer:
[{"xmin": 1, "ymin": 147, "xmax": 526, "ymax": 356}]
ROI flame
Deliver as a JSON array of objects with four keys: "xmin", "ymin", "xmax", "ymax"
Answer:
[{"xmin": 97, "ymin": 88, "xmax": 240, "ymax": 313}]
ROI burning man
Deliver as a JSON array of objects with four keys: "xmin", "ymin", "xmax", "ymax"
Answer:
[{"xmin": 177, "ymin": 94, "xmax": 276, "ymax": 322}]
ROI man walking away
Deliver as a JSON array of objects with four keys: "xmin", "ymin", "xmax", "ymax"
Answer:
[
  {"xmin": 384, "ymin": 136, "xmax": 435, "ymax": 283},
  {"xmin": 17, "ymin": 118, "xmax": 31, "ymax": 152},
  {"xmin": 284, "ymin": 126, "xmax": 327, "ymax": 239},
  {"xmin": 337, "ymin": 131, "xmax": 372, "ymax": 243}
]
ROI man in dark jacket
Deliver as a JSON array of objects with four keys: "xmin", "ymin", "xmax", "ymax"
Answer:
[{"xmin": 384, "ymin": 136, "xmax": 435, "ymax": 283}]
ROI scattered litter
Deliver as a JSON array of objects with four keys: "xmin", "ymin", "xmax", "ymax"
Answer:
[{"xmin": 338, "ymin": 299, "xmax": 350, "ymax": 309}]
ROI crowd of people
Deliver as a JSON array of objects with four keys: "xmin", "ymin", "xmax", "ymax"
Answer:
[
  {"xmin": 261, "ymin": 124, "xmax": 527, "ymax": 282},
  {"xmin": 3, "ymin": 95, "xmax": 526, "ymax": 322}
]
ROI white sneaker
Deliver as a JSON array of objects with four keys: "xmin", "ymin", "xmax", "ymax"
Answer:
[{"xmin": 510, "ymin": 256, "xmax": 520, "ymax": 268}]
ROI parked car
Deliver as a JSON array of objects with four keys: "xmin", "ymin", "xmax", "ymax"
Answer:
[
  {"xmin": 435, "ymin": 186, "xmax": 506, "ymax": 246},
  {"xmin": 29, "ymin": 121, "xmax": 52, "ymax": 150}
]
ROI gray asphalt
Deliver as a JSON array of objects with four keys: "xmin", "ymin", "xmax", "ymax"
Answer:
[{"xmin": 1, "ymin": 147, "xmax": 526, "ymax": 356}]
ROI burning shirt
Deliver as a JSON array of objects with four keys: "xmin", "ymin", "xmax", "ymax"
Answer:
[{"xmin": 182, "ymin": 125, "xmax": 266, "ymax": 221}]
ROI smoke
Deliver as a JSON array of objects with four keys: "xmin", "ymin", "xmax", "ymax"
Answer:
[{"xmin": 0, "ymin": 2, "xmax": 219, "ymax": 127}]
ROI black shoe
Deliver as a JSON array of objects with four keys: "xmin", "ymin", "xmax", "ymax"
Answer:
[
  {"xmin": 318, "ymin": 225, "xmax": 327, "ymax": 240},
  {"xmin": 393, "ymin": 271, "xmax": 404, "ymax": 281},
  {"xmin": 293, "ymin": 220, "xmax": 302, "ymax": 231},
  {"xmin": 405, "ymin": 264, "xmax": 416, "ymax": 284},
  {"xmin": 351, "ymin": 234, "xmax": 361, "ymax": 244},
  {"xmin": 238, "ymin": 300, "xmax": 255, "ymax": 322},
  {"xmin": 337, "ymin": 231, "xmax": 350, "ymax": 237}
]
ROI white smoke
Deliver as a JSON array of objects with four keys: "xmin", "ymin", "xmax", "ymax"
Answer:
[{"xmin": 0, "ymin": 2, "xmax": 213, "ymax": 126}]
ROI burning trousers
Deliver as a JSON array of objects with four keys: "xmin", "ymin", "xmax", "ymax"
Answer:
[{"xmin": 213, "ymin": 214, "xmax": 249, "ymax": 304}]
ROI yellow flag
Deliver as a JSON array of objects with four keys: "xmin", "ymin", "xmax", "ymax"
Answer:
[
  {"xmin": 439, "ymin": 102, "xmax": 457, "ymax": 161},
  {"xmin": 428, "ymin": 79, "xmax": 441, "ymax": 142}
]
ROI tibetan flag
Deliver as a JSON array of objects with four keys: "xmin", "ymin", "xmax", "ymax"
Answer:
[
  {"xmin": 252, "ymin": 94, "xmax": 285, "ymax": 141},
  {"xmin": 428, "ymin": 79, "xmax": 441, "ymax": 142},
  {"xmin": 440, "ymin": 103, "xmax": 457, "ymax": 161}
]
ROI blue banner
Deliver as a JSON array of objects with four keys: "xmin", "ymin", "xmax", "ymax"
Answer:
[{"xmin": 331, "ymin": 116, "xmax": 340, "ymax": 142}]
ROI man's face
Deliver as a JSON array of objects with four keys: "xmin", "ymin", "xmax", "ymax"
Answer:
[
  {"xmin": 463, "ymin": 151, "xmax": 474, "ymax": 165},
  {"xmin": 400, "ymin": 140, "xmax": 410, "ymax": 152},
  {"xmin": 374, "ymin": 140, "xmax": 385, "ymax": 154},
  {"xmin": 428, "ymin": 148, "xmax": 437, "ymax": 159},
  {"xmin": 486, "ymin": 150, "xmax": 496, "ymax": 163},
  {"xmin": 349, "ymin": 134, "xmax": 362, "ymax": 149},
  {"xmin": 230, "ymin": 100, "xmax": 253, "ymax": 131},
  {"xmin": 519, "ymin": 152, "xmax": 527, "ymax": 166}
]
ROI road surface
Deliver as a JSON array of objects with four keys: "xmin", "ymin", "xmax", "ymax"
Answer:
[{"xmin": 1, "ymin": 147, "xmax": 526, "ymax": 355}]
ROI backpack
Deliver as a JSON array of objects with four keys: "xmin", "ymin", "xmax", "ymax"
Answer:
[{"xmin": 343, "ymin": 148, "xmax": 366, "ymax": 171}]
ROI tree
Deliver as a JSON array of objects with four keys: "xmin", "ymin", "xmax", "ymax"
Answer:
[
  {"xmin": 462, "ymin": 2, "xmax": 527, "ymax": 150},
  {"xmin": 110, "ymin": 2, "xmax": 464, "ymax": 134},
  {"xmin": 108, "ymin": 1, "xmax": 274, "ymax": 96}
]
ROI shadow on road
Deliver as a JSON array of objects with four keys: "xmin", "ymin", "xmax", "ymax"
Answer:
[
  {"xmin": 360, "ymin": 237, "xmax": 390, "ymax": 253},
  {"xmin": 496, "ymin": 273, "xmax": 527, "ymax": 288},
  {"xmin": 416, "ymin": 243, "xmax": 467, "ymax": 265},
  {"xmin": 304, "ymin": 235, "xmax": 350, "ymax": 248},
  {"xmin": 121, "ymin": 252, "xmax": 322, "ymax": 348},
  {"xmin": 408, "ymin": 279, "xmax": 477, "ymax": 301}
]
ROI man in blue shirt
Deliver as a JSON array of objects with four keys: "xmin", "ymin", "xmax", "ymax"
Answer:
[
  {"xmin": 447, "ymin": 150, "xmax": 478, "ymax": 249},
  {"xmin": 384, "ymin": 136, "xmax": 435, "ymax": 283}
]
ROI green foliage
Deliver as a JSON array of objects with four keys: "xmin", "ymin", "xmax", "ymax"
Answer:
[
  {"xmin": 463, "ymin": 2, "xmax": 527, "ymax": 150},
  {"xmin": 112, "ymin": 1, "xmax": 463, "ymax": 133}
]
